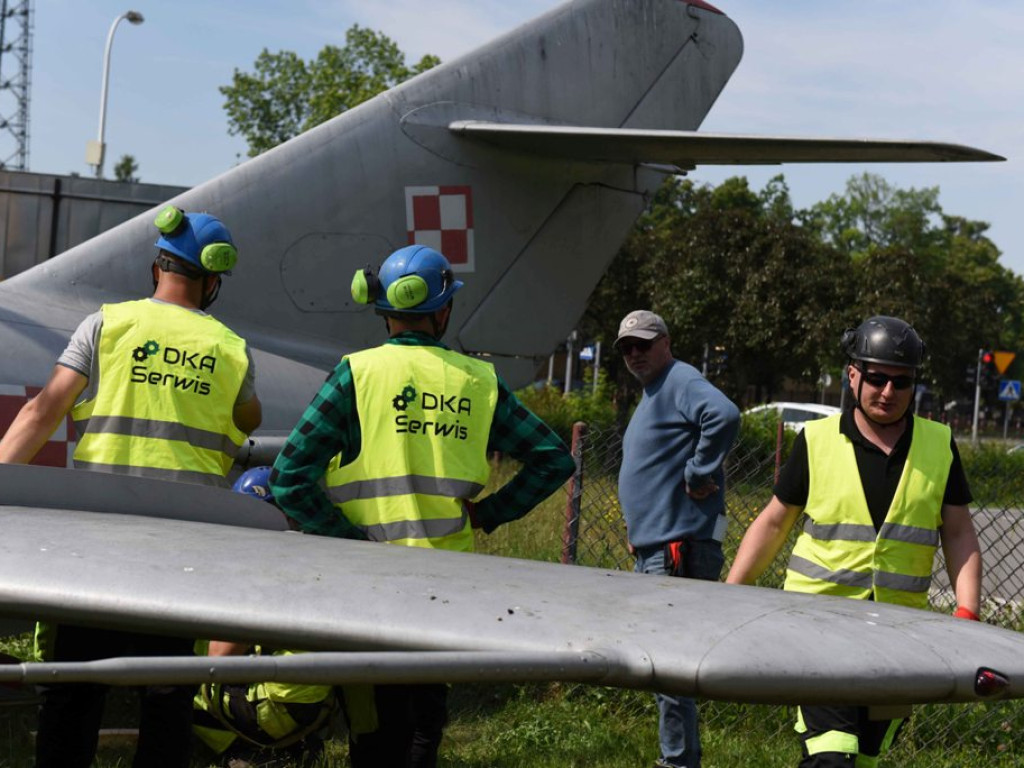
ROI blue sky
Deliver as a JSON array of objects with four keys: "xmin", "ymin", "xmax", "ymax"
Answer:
[{"xmin": 19, "ymin": 0, "xmax": 1023, "ymax": 273}]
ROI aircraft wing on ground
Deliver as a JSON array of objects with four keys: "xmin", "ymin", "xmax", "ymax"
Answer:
[
  {"xmin": 448, "ymin": 122, "xmax": 1005, "ymax": 168},
  {"xmin": 0, "ymin": 465, "xmax": 1022, "ymax": 705}
]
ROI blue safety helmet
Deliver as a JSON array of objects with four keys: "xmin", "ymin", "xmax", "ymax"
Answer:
[
  {"xmin": 366, "ymin": 245, "xmax": 463, "ymax": 314},
  {"xmin": 154, "ymin": 210, "xmax": 237, "ymax": 274},
  {"xmin": 232, "ymin": 466, "xmax": 274, "ymax": 504}
]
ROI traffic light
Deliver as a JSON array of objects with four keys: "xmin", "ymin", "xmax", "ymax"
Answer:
[{"xmin": 980, "ymin": 350, "xmax": 999, "ymax": 390}]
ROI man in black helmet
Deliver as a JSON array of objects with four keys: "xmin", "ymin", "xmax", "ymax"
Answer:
[{"xmin": 727, "ymin": 315, "xmax": 981, "ymax": 768}]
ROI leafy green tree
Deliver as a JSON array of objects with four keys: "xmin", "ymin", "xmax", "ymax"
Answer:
[
  {"xmin": 113, "ymin": 154, "xmax": 139, "ymax": 183},
  {"xmin": 221, "ymin": 25, "xmax": 440, "ymax": 157},
  {"xmin": 584, "ymin": 175, "xmax": 853, "ymax": 406},
  {"xmin": 806, "ymin": 173, "xmax": 1024, "ymax": 403},
  {"xmin": 803, "ymin": 173, "xmax": 946, "ymax": 258},
  {"xmin": 585, "ymin": 170, "xmax": 1024, "ymax": 416},
  {"xmin": 222, "ymin": 50, "xmax": 308, "ymax": 157}
]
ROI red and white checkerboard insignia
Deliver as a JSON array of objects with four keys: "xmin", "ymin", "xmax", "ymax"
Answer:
[
  {"xmin": 405, "ymin": 185, "xmax": 475, "ymax": 271},
  {"xmin": 0, "ymin": 384, "xmax": 77, "ymax": 468}
]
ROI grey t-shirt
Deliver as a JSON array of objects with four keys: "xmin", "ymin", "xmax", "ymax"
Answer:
[{"xmin": 57, "ymin": 299, "xmax": 257, "ymax": 407}]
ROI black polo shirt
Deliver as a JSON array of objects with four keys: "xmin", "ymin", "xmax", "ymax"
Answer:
[{"xmin": 774, "ymin": 409, "xmax": 972, "ymax": 532}]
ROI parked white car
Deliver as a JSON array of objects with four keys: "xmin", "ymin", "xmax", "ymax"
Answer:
[{"xmin": 743, "ymin": 402, "xmax": 841, "ymax": 432}]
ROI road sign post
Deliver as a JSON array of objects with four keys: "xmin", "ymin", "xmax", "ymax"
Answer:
[
  {"xmin": 972, "ymin": 348, "xmax": 983, "ymax": 444},
  {"xmin": 998, "ymin": 379, "xmax": 1021, "ymax": 439}
]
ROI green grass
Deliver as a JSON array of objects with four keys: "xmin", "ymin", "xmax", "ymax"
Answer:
[{"xmin": 473, "ymin": 460, "xmax": 568, "ymax": 563}]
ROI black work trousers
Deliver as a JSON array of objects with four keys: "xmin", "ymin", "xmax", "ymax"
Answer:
[
  {"xmin": 348, "ymin": 683, "xmax": 449, "ymax": 768},
  {"xmin": 797, "ymin": 704, "xmax": 906, "ymax": 768},
  {"xmin": 35, "ymin": 623, "xmax": 194, "ymax": 768}
]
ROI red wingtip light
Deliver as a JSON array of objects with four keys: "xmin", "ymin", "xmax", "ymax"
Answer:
[{"xmin": 975, "ymin": 668, "xmax": 1009, "ymax": 698}]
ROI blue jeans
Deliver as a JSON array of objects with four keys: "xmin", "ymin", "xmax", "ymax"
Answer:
[{"xmin": 635, "ymin": 540, "xmax": 725, "ymax": 768}]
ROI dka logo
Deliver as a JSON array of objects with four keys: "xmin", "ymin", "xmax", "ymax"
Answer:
[
  {"xmin": 391, "ymin": 383, "xmax": 471, "ymax": 440},
  {"xmin": 129, "ymin": 338, "xmax": 218, "ymax": 396},
  {"xmin": 130, "ymin": 340, "xmax": 216, "ymax": 373}
]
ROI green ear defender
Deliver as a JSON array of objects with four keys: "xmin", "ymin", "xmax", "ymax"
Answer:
[
  {"xmin": 155, "ymin": 205, "xmax": 186, "ymax": 235},
  {"xmin": 386, "ymin": 275, "xmax": 429, "ymax": 309},
  {"xmin": 350, "ymin": 263, "xmax": 429, "ymax": 309},
  {"xmin": 351, "ymin": 266, "xmax": 379, "ymax": 304},
  {"xmin": 200, "ymin": 242, "xmax": 238, "ymax": 273}
]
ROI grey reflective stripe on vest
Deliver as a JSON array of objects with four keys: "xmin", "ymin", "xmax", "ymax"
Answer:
[
  {"xmin": 72, "ymin": 461, "xmax": 229, "ymax": 487},
  {"xmin": 787, "ymin": 554, "xmax": 874, "ymax": 589},
  {"xmin": 327, "ymin": 475, "xmax": 485, "ymax": 505},
  {"xmin": 78, "ymin": 415, "xmax": 241, "ymax": 458},
  {"xmin": 874, "ymin": 570, "xmax": 931, "ymax": 594},
  {"xmin": 878, "ymin": 522, "xmax": 940, "ymax": 547},
  {"xmin": 789, "ymin": 555, "xmax": 931, "ymax": 595},
  {"xmin": 802, "ymin": 519, "xmax": 876, "ymax": 542},
  {"xmin": 360, "ymin": 512, "xmax": 469, "ymax": 543}
]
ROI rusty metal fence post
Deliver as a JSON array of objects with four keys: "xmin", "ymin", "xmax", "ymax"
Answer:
[{"xmin": 561, "ymin": 421, "xmax": 588, "ymax": 565}]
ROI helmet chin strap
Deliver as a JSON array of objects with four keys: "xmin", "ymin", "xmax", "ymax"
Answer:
[
  {"xmin": 200, "ymin": 276, "xmax": 221, "ymax": 310},
  {"xmin": 430, "ymin": 307, "xmax": 451, "ymax": 340},
  {"xmin": 853, "ymin": 378, "xmax": 886, "ymax": 425}
]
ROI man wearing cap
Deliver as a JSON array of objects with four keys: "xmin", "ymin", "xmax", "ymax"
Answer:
[
  {"xmin": 0, "ymin": 206, "xmax": 261, "ymax": 768},
  {"xmin": 271, "ymin": 244, "xmax": 574, "ymax": 767},
  {"xmin": 614, "ymin": 309, "xmax": 740, "ymax": 768},
  {"xmin": 727, "ymin": 316, "xmax": 980, "ymax": 768}
]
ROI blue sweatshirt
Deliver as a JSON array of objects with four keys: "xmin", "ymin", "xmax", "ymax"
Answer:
[{"xmin": 618, "ymin": 359, "xmax": 740, "ymax": 548}]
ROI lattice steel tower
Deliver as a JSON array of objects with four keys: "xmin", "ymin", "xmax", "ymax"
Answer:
[{"xmin": 0, "ymin": 0, "xmax": 32, "ymax": 170}]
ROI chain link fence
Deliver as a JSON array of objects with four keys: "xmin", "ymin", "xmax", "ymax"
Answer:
[{"xmin": 561, "ymin": 419, "xmax": 1023, "ymax": 758}]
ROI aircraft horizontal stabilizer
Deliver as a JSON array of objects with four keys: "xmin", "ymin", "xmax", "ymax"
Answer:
[{"xmin": 448, "ymin": 121, "xmax": 1006, "ymax": 168}]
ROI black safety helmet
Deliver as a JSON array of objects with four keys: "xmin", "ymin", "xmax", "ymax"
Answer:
[{"xmin": 840, "ymin": 316, "xmax": 925, "ymax": 369}]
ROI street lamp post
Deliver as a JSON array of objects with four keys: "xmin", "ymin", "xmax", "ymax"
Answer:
[{"xmin": 86, "ymin": 10, "xmax": 144, "ymax": 179}]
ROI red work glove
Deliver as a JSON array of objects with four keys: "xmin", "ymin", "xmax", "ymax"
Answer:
[{"xmin": 952, "ymin": 606, "xmax": 980, "ymax": 621}]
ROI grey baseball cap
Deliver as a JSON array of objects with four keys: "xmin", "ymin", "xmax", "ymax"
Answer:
[{"xmin": 615, "ymin": 310, "xmax": 668, "ymax": 346}]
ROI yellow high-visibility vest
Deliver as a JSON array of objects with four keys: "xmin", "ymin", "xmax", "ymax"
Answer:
[
  {"xmin": 71, "ymin": 299, "xmax": 249, "ymax": 486},
  {"xmin": 325, "ymin": 344, "xmax": 498, "ymax": 551},
  {"xmin": 784, "ymin": 414, "xmax": 952, "ymax": 609}
]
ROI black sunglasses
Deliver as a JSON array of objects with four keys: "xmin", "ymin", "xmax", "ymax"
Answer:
[
  {"xmin": 860, "ymin": 369, "xmax": 915, "ymax": 391},
  {"xmin": 619, "ymin": 336, "xmax": 661, "ymax": 355}
]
